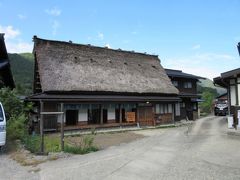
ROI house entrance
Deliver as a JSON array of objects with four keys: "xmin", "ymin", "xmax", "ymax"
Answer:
[
  {"xmin": 138, "ymin": 106, "xmax": 154, "ymax": 126},
  {"xmin": 65, "ymin": 110, "xmax": 78, "ymax": 125}
]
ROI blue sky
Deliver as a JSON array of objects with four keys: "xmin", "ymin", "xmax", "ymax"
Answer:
[{"xmin": 0, "ymin": 0, "xmax": 240, "ymax": 79}]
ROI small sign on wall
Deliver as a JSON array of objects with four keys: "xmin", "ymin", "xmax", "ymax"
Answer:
[{"xmin": 126, "ymin": 112, "xmax": 136, "ymax": 123}]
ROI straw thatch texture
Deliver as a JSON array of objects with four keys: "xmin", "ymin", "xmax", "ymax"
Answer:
[{"xmin": 33, "ymin": 37, "xmax": 178, "ymax": 94}]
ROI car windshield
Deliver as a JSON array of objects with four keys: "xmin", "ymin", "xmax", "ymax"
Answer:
[{"xmin": 0, "ymin": 106, "xmax": 4, "ymax": 122}]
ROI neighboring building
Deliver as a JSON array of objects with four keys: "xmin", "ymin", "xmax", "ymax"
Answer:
[
  {"xmin": 214, "ymin": 43, "xmax": 240, "ymax": 126},
  {"xmin": 0, "ymin": 33, "xmax": 15, "ymax": 89},
  {"xmin": 165, "ymin": 69, "xmax": 205, "ymax": 120},
  {"xmin": 214, "ymin": 68, "xmax": 240, "ymax": 126},
  {"xmin": 27, "ymin": 36, "xmax": 179, "ymax": 131}
]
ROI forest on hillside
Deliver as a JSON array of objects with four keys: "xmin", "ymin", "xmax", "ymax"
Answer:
[{"xmin": 8, "ymin": 53, "xmax": 34, "ymax": 95}]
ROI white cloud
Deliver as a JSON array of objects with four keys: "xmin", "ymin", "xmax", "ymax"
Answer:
[
  {"xmin": 131, "ymin": 31, "xmax": 137, "ymax": 35},
  {"xmin": 45, "ymin": 7, "xmax": 61, "ymax": 16},
  {"xmin": 0, "ymin": 25, "xmax": 20, "ymax": 39},
  {"xmin": 105, "ymin": 43, "xmax": 111, "ymax": 48},
  {"xmin": 164, "ymin": 52, "xmax": 239, "ymax": 80},
  {"xmin": 98, "ymin": 32, "xmax": 104, "ymax": 40},
  {"xmin": 52, "ymin": 20, "xmax": 60, "ymax": 35},
  {"xmin": 0, "ymin": 25, "xmax": 32, "ymax": 53},
  {"xmin": 6, "ymin": 41, "xmax": 33, "ymax": 53},
  {"xmin": 192, "ymin": 44, "xmax": 201, "ymax": 50},
  {"xmin": 18, "ymin": 14, "xmax": 27, "ymax": 20}
]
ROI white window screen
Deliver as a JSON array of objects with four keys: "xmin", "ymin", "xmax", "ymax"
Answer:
[
  {"xmin": 168, "ymin": 104, "xmax": 172, "ymax": 113},
  {"xmin": 156, "ymin": 104, "xmax": 160, "ymax": 114}
]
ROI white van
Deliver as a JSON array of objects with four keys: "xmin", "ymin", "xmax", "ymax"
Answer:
[{"xmin": 0, "ymin": 102, "xmax": 6, "ymax": 148}]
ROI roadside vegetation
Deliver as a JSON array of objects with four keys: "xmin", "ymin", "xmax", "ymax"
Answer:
[
  {"xmin": 0, "ymin": 87, "xmax": 98, "ymax": 155},
  {"xmin": 198, "ymin": 85, "xmax": 219, "ymax": 116}
]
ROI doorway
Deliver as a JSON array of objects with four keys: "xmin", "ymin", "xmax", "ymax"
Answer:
[
  {"xmin": 65, "ymin": 110, "xmax": 78, "ymax": 125},
  {"xmin": 138, "ymin": 106, "xmax": 153, "ymax": 126}
]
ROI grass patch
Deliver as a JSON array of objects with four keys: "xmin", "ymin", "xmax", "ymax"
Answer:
[
  {"xmin": 22, "ymin": 134, "xmax": 98, "ymax": 155},
  {"xmin": 64, "ymin": 145, "xmax": 98, "ymax": 154}
]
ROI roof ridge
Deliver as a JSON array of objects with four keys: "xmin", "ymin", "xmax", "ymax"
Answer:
[{"xmin": 33, "ymin": 35, "xmax": 159, "ymax": 58}]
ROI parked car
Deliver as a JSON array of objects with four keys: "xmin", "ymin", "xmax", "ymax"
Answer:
[
  {"xmin": 0, "ymin": 102, "xmax": 6, "ymax": 148},
  {"xmin": 214, "ymin": 99, "xmax": 228, "ymax": 116}
]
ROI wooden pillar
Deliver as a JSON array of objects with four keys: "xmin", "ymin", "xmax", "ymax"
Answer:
[
  {"xmin": 40, "ymin": 101, "xmax": 44, "ymax": 154},
  {"xmin": 60, "ymin": 103, "xmax": 64, "ymax": 151},
  {"xmin": 227, "ymin": 86, "xmax": 231, "ymax": 115},
  {"xmin": 152, "ymin": 103, "xmax": 156, "ymax": 126},
  {"xmin": 119, "ymin": 104, "xmax": 122, "ymax": 125},
  {"xmin": 172, "ymin": 103, "xmax": 175, "ymax": 124},
  {"xmin": 235, "ymin": 78, "xmax": 239, "ymax": 106},
  {"xmin": 100, "ymin": 104, "xmax": 103, "ymax": 125}
]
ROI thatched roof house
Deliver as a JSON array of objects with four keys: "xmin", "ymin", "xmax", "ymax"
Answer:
[
  {"xmin": 0, "ymin": 33, "xmax": 15, "ymax": 89},
  {"xmin": 33, "ymin": 36, "xmax": 178, "ymax": 95},
  {"xmin": 29, "ymin": 36, "xmax": 180, "ymax": 130}
]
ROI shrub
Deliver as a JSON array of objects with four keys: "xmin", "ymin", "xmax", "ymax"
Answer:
[
  {"xmin": 64, "ymin": 135, "xmax": 98, "ymax": 154},
  {"xmin": 0, "ymin": 88, "xmax": 24, "ymax": 120},
  {"xmin": 0, "ymin": 88, "xmax": 32, "ymax": 143},
  {"xmin": 7, "ymin": 114, "xmax": 27, "ymax": 141},
  {"xmin": 23, "ymin": 135, "xmax": 61, "ymax": 153},
  {"xmin": 22, "ymin": 135, "xmax": 41, "ymax": 153}
]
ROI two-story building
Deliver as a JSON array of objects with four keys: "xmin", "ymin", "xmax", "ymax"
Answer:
[{"xmin": 165, "ymin": 69, "xmax": 205, "ymax": 121}]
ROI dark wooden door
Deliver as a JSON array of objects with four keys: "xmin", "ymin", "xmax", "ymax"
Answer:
[
  {"xmin": 138, "ymin": 107, "xmax": 154, "ymax": 126},
  {"xmin": 66, "ymin": 110, "xmax": 78, "ymax": 125}
]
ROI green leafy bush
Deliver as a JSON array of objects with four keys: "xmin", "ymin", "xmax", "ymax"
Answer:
[
  {"xmin": 0, "ymin": 88, "xmax": 32, "ymax": 143},
  {"xmin": 23, "ymin": 135, "xmax": 61, "ymax": 153},
  {"xmin": 7, "ymin": 114, "xmax": 27, "ymax": 141}
]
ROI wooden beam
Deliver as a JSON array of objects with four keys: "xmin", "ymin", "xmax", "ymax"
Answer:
[
  {"xmin": 40, "ymin": 112, "xmax": 64, "ymax": 115},
  {"xmin": 40, "ymin": 101, "xmax": 44, "ymax": 154},
  {"xmin": 60, "ymin": 103, "xmax": 64, "ymax": 151}
]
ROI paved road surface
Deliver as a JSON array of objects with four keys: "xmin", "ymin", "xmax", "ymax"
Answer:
[{"xmin": 1, "ymin": 115, "xmax": 240, "ymax": 179}]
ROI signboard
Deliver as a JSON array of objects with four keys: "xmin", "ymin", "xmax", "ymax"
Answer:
[{"xmin": 126, "ymin": 112, "xmax": 136, "ymax": 123}]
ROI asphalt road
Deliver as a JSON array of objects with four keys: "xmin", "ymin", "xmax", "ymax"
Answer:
[
  {"xmin": 1, "ymin": 115, "xmax": 240, "ymax": 180},
  {"xmin": 38, "ymin": 115, "xmax": 240, "ymax": 180}
]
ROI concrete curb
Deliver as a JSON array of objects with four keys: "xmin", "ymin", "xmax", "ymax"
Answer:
[{"xmin": 64, "ymin": 120, "xmax": 193, "ymax": 136}]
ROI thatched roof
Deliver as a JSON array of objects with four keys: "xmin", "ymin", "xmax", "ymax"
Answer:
[{"xmin": 33, "ymin": 36, "xmax": 178, "ymax": 95}]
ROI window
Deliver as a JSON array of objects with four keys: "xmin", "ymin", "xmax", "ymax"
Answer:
[
  {"xmin": 184, "ymin": 82, "xmax": 192, "ymax": 88},
  {"xmin": 193, "ymin": 103, "xmax": 197, "ymax": 110},
  {"xmin": 180, "ymin": 102, "xmax": 185, "ymax": 108},
  {"xmin": 172, "ymin": 81, "xmax": 178, "ymax": 87},
  {"xmin": 175, "ymin": 103, "xmax": 180, "ymax": 116},
  {"xmin": 156, "ymin": 104, "xmax": 173, "ymax": 114},
  {"xmin": 0, "ymin": 106, "xmax": 3, "ymax": 122}
]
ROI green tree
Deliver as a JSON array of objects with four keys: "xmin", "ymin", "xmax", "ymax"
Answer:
[{"xmin": 200, "ymin": 90, "xmax": 215, "ymax": 113}]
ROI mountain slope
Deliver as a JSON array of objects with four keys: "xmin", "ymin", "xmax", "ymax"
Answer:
[
  {"xmin": 198, "ymin": 78, "xmax": 226, "ymax": 95},
  {"xmin": 8, "ymin": 53, "xmax": 34, "ymax": 95}
]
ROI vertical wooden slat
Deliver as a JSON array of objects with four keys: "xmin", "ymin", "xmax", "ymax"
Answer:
[
  {"xmin": 60, "ymin": 103, "xmax": 64, "ymax": 151},
  {"xmin": 40, "ymin": 101, "xmax": 44, "ymax": 154},
  {"xmin": 119, "ymin": 104, "xmax": 122, "ymax": 125},
  {"xmin": 100, "ymin": 104, "xmax": 103, "ymax": 125}
]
